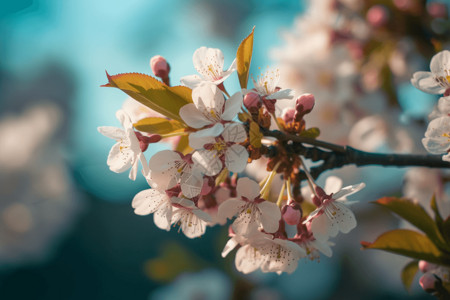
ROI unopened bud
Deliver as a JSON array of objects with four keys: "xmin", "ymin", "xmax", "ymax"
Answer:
[
  {"xmin": 428, "ymin": 3, "xmax": 447, "ymax": 19},
  {"xmin": 419, "ymin": 260, "xmax": 438, "ymax": 273},
  {"xmin": 135, "ymin": 132, "xmax": 161, "ymax": 152},
  {"xmin": 150, "ymin": 55, "xmax": 170, "ymax": 79},
  {"xmin": 282, "ymin": 202, "xmax": 302, "ymax": 225},
  {"xmin": 366, "ymin": 5, "xmax": 389, "ymax": 27},
  {"xmin": 295, "ymin": 94, "xmax": 315, "ymax": 118},
  {"xmin": 244, "ymin": 92, "xmax": 262, "ymax": 112},
  {"xmin": 419, "ymin": 273, "xmax": 438, "ymax": 292},
  {"xmin": 282, "ymin": 107, "xmax": 296, "ymax": 125}
]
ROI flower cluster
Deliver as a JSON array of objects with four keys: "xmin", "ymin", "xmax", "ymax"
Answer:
[{"xmin": 98, "ymin": 39, "xmax": 364, "ymax": 275}]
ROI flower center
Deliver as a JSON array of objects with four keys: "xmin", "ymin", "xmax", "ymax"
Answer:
[{"xmin": 442, "ymin": 132, "xmax": 450, "ymax": 141}]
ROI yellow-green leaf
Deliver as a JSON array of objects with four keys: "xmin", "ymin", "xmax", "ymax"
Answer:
[
  {"xmin": 375, "ymin": 197, "xmax": 448, "ymax": 251},
  {"xmin": 249, "ymin": 121, "xmax": 262, "ymax": 148},
  {"xmin": 175, "ymin": 135, "xmax": 192, "ymax": 155},
  {"xmin": 103, "ymin": 72, "xmax": 192, "ymax": 123},
  {"xmin": 401, "ymin": 260, "xmax": 419, "ymax": 292},
  {"xmin": 134, "ymin": 117, "xmax": 186, "ymax": 135},
  {"xmin": 299, "ymin": 127, "xmax": 320, "ymax": 139},
  {"xmin": 236, "ymin": 27, "xmax": 255, "ymax": 89},
  {"xmin": 361, "ymin": 229, "xmax": 445, "ymax": 265}
]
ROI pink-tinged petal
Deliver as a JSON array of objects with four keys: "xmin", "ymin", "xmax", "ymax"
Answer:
[
  {"xmin": 225, "ymin": 144, "xmax": 248, "ymax": 173},
  {"xmin": 180, "ymin": 74, "xmax": 203, "ymax": 89},
  {"xmin": 259, "ymin": 240, "xmax": 302, "ymax": 274},
  {"xmin": 310, "ymin": 213, "xmax": 333, "ymax": 241},
  {"xmin": 153, "ymin": 202, "xmax": 172, "ymax": 231},
  {"xmin": 257, "ymin": 201, "xmax": 281, "ymax": 233},
  {"xmin": 411, "ymin": 71, "xmax": 444, "ymax": 94},
  {"xmin": 430, "ymin": 50, "xmax": 450, "ymax": 76},
  {"xmin": 180, "ymin": 211, "xmax": 207, "ymax": 238},
  {"xmin": 266, "ymin": 89, "xmax": 295, "ymax": 100},
  {"xmin": 116, "ymin": 109, "xmax": 133, "ymax": 129},
  {"xmin": 222, "ymin": 123, "xmax": 247, "ymax": 143},
  {"xmin": 98, "ymin": 126, "xmax": 125, "ymax": 139},
  {"xmin": 132, "ymin": 189, "xmax": 168, "ymax": 216},
  {"xmin": 332, "ymin": 183, "xmax": 366, "ymax": 200},
  {"xmin": 179, "ymin": 103, "xmax": 213, "ymax": 129},
  {"xmin": 107, "ymin": 143, "xmax": 133, "ymax": 173},
  {"xmin": 189, "ymin": 123, "xmax": 224, "ymax": 149},
  {"xmin": 235, "ymin": 245, "xmax": 263, "ymax": 274},
  {"xmin": 324, "ymin": 176, "xmax": 342, "ymax": 194},
  {"xmin": 171, "ymin": 197, "xmax": 196, "ymax": 209},
  {"xmin": 232, "ymin": 205, "xmax": 259, "ymax": 235},
  {"xmin": 225, "ymin": 58, "xmax": 237, "ymax": 73},
  {"xmin": 222, "ymin": 237, "xmax": 239, "ymax": 258},
  {"xmin": 236, "ymin": 177, "xmax": 261, "ymax": 200},
  {"xmin": 148, "ymin": 150, "xmax": 181, "ymax": 190},
  {"xmin": 192, "ymin": 150, "xmax": 223, "ymax": 176},
  {"xmin": 218, "ymin": 198, "xmax": 247, "ymax": 220},
  {"xmin": 222, "ymin": 91, "xmax": 243, "ymax": 121},
  {"xmin": 332, "ymin": 202, "xmax": 357, "ymax": 234}
]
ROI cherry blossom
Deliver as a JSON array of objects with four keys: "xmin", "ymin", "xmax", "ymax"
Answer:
[
  {"xmin": 179, "ymin": 82, "xmax": 243, "ymax": 129},
  {"xmin": 148, "ymin": 150, "xmax": 204, "ymax": 198},
  {"xmin": 170, "ymin": 197, "xmax": 212, "ymax": 239},
  {"xmin": 251, "ymin": 67, "xmax": 295, "ymax": 100},
  {"xmin": 218, "ymin": 177, "xmax": 281, "ymax": 236},
  {"xmin": 131, "ymin": 183, "xmax": 173, "ymax": 231},
  {"xmin": 97, "ymin": 109, "xmax": 148, "ymax": 180},
  {"xmin": 180, "ymin": 47, "xmax": 237, "ymax": 89},
  {"xmin": 304, "ymin": 176, "xmax": 365, "ymax": 241},
  {"xmin": 422, "ymin": 116, "xmax": 450, "ymax": 162},
  {"xmin": 190, "ymin": 123, "xmax": 249, "ymax": 176},
  {"xmin": 411, "ymin": 50, "xmax": 450, "ymax": 95},
  {"xmin": 429, "ymin": 96, "xmax": 450, "ymax": 120}
]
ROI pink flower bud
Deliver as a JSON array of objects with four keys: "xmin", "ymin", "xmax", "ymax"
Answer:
[
  {"xmin": 282, "ymin": 202, "xmax": 302, "ymax": 225},
  {"xmin": 393, "ymin": 0, "xmax": 413, "ymax": 11},
  {"xmin": 428, "ymin": 3, "xmax": 447, "ymax": 19},
  {"xmin": 366, "ymin": 5, "xmax": 389, "ymax": 27},
  {"xmin": 419, "ymin": 260, "xmax": 438, "ymax": 273},
  {"xmin": 419, "ymin": 273, "xmax": 438, "ymax": 292},
  {"xmin": 282, "ymin": 108, "xmax": 296, "ymax": 124},
  {"xmin": 135, "ymin": 132, "xmax": 161, "ymax": 152},
  {"xmin": 201, "ymin": 177, "xmax": 213, "ymax": 195},
  {"xmin": 150, "ymin": 55, "xmax": 170, "ymax": 79},
  {"xmin": 244, "ymin": 92, "xmax": 262, "ymax": 112},
  {"xmin": 295, "ymin": 94, "xmax": 315, "ymax": 116}
]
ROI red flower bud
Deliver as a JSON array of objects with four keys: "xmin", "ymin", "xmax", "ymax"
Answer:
[
  {"xmin": 282, "ymin": 202, "xmax": 302, "ymax": 225},
  {"xmin": 295, "ymin": 93, "xmax": 315, "ymax": 119},
  {"xmin": 150, "ymin": 55, "xmax": 170, "ymax": 79},
  {"xmin": 419, "ymin": 273, "xmax": 438, "ymax": 292},
  {"xmin": 244, "ymin": 92, "xmax": 262, "ymax": 112},
  {"xmin": 366, "ymin": 5, "xmax": 389, "ymax": 27},
  {"xmin": 282, "ymin": 108, "xmax": 296, "ymax": 125}
]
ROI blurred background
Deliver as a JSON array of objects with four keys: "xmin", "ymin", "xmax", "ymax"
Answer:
[{"xmin": 1, "ymin": 0, "xmax": 449, "ymax": 299}]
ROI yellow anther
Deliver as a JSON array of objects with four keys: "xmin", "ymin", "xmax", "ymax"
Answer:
[{"xmin": 246, "ymin": 208, "xmax": 252, "ymax": 214}]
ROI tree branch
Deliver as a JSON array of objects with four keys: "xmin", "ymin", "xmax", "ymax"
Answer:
[{"xmin": 262, "ymin": 129, "xmax": 450, "ymax": 180}]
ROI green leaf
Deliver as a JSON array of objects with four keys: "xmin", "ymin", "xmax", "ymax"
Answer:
[
  {"xmin": 375, "ymin": 197, "xmax": 447, "ymax": 251},
  {"xmin": 299, "ymin": 127, "xmax": 320, "ymax": 139},
  {"xmin": 236, "ymin": 27, "xmax": 255, "ymax": 89},
  {"xmin": 361, "ymin": 229, "xmax": 445, "ymax": 265},
  {"xmin": 431, "ymin": 194, "xmax": 444, "ymax": 226},
  {"xmin": 134, "ymin": 117, "xmax": 186, "ymax": 135},
  {"xmin": 103, "ymin": 72, "xmax": 192, "ymax": 123},
  {"xmin": 443, "ymin": 217, "xmax": 450, "ymax": 244},
  {"xmin": 401, "ymin": 260, "xmax": 419, "ymax": 292}
]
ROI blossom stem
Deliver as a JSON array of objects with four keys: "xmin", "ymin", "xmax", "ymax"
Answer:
[
  {"xmin": 261, "ymin": 161, "xmax": 281, "ymax": 201},
  {"xmin": 299, "ymin": 157, "xmax": 318, "ymax": 198}
]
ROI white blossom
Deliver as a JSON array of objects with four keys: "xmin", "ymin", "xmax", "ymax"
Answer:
[
  {"xmin": 422, "ymin": 116, "xmax": 450, "ymax": 161},
  {"xmin": 170, "ymin": 197, "xmax": 212, "ymax": 239},
  {"xmin": 181, "ymin": 47, "xmax": 237, "ymax": 89},
  {"xmin": 411, "ymin": 50, "xmax": 450, "ymax": 95}
]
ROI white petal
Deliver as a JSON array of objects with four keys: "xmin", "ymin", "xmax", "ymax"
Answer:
[
  {"xmin": 189, "ymin": 123, "xmax": 224, "ymax": 149},
  {"xmin": 149, "ymin": 150, "xmax": 181, "ymax": 172},
  {"xmin": 192, "ymin": 149, "xmax": 223, "ymax": 176},
  {"xmin": 222, "ymin": 237, "xmax": 239, "ymax": 258},
  {"xmin": 180, "ymin": 74, "xmax": 202, "ymax": 89},
  {"xmin": 221, "ymin": 91, "xmax": 243, "ymax": 121},
  {"xmin": 329, "ymin": 202, "xmax": 357, "ymax": 234},
  {"xmin": 116, "ymin": 109, "xmax": 133, "ymax": 129},
  {"xmin": 192, "ymin": 82, "xmax": 225, "ymax": 118},
  {"xmin": 324, "ymin": 176, "xmax": 342, "ymax": 194},
  {"xmin": 192, "ymin": 208, "xmax": 213, "ymax": 223},
  {"xmin": 107, "ymin": 143, "xmax": 133, "ymax": 173},
  {"xmin": 259, "ymin": 240, "xmax": 302, "ymax": 274},
  {"xmin": 180, "ymin": 167, "xmax": 203, "ymax": 198},
  {"xmin": 218, "ymin": 198, "xmax": 247, "ymax": 220},
  {"xmin": 332, "ymin": 183, "xmax": 365, "ymax": 200},
  {"xmin": 310, "ymin": 213, "xmax": 333, "ymax": 241},
  {"xmin": 98, "ymin": 126, "xmax": 125, "ymax": 139},
  {"xmin": 128, "ymin": 158, "xmax": 139, "ymax": 181},
  {"xmin": 266, "ymin": 88, "xmax": 295, "ymax": 100},
  {"xmin": 232, "ymin": 205, "xmax": 259, "ymax": 235},
  {"xmin": 153, "ymin": 202, "xmax": 172, "ymax": 231},
  {"xmin": 179, "ymin": 103, "xmax": 213, "ymax": 129},
  {"xmin": 132, "ymin": 189, "xmax": 168, "ymax": 216},
  {"xmin": 430, "ymin": 50, "xmax": 450, "ymax": 76},
  {"xmin": 225, "ymin": 144, "xmax": 249, "ymax": 173},
  {"xmin": 257, "ymin": 201, "xmax": 281, "ymax": 233},
  {"xmin": 236, "ymin": 177, "xmax": 261, "ymax": 200},
  {"xmin": 311, "ymin": 239, "xmax": 333, "ymax": 257},
  {"xmin": 222, "ymin": 123, "xmax": 247, "ymax": 143},
  {"xmin": 235, "ymin": 245, "xmax": 263, "ymax": 274},
  {"xmin": 148, "ymin": 150, "xmax": 181, "ymax": 190},
  {"xmin": 411, "ymin": 71, "xmax": 444, "ymax": 94}
]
